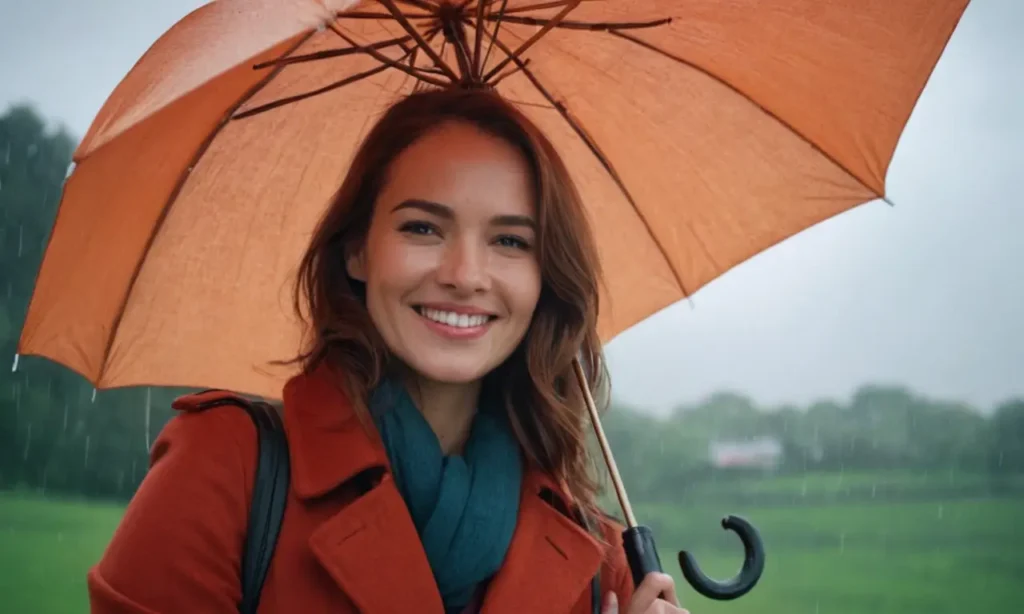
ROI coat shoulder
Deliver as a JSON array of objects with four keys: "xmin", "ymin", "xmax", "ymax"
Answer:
[{"xmin": 87, "ymin": 389, "xmax": 264, "ymax": 612}]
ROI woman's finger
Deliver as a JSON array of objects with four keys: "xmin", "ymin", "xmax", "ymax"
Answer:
[
  {"xmin": 658, "ymin": 573, "xmax": 679, "ymax": 607},
  {"xmin": 628, "ymin": 572, "xmax": 676, "ymax": 613},
  {"xmin": 602, "ymin": 591, "xmax": 619, "ymax": 614}
]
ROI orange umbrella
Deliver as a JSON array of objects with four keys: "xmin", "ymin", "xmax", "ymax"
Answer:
[{"xmin": 16, "ymin": 0, "xmax": 968, "ymax": 600}]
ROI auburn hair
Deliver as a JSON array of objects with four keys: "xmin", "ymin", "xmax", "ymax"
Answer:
[{"xmin": 288, "ymin": 87, "xmax": 609, "ymax": 520}]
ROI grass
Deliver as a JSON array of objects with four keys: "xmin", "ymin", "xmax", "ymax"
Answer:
[
  {"xmin": 640, "ymin": 498, "xmax": 1024, "ymax": 613},
  {"xmin": 1, "ymin": 483, "xmax": 1022, "ymax": 613},
  {"xmin": 0, "ymin": 493, "xmax": 124, "ymax": 614}
]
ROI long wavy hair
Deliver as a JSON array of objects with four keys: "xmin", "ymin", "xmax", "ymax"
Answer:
[{"xmin": 288, "ymin": 87, "xmax": 609, "ymax": 519}]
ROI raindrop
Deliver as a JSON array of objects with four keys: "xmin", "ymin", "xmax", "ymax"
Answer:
[
  {"xmin": 937, "ymin": 505, "xmax": 944, "ymax": 520},
  {"xmin": 84, "ymin": 435, "xmax": 91, "ymax": 467},
  {"xmin": 62, "ymin": 403, "xmax": 69, "ymax": 433},
  {"xmin": 3, "ymin": 141, "xmax": 10, "ymax": 164},
  {"xmin": 871, "ymin": 483, "xmax": 877, "ymax": 498},
  {"xmin": 57, "ymin": 532, "xmax": 64, "ymax": 543},
  {"xmin": 145, "ymin": 387, "xmax": 153, "ymax": 451},
  {"xmin": 22, "ymin": 423, "xmax": 32, "ymax": 461},
  {"xmin": 838, "ymin": 531, "xmax": 846, "ymax": 554},
  {"xmin": 998, "ymin": 451, "xmax": 1004, "ymax": 468},
  {"xmin": 17, "ymin": 224, "xmax": 23, "ymax": 257}
]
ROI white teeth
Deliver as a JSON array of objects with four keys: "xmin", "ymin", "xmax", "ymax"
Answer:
[{"xmin": 420, "ymin": 308, "xmax": 490, "ymax": 328}]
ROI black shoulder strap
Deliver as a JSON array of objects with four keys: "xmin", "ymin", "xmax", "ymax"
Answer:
[{"xmin": 237, "ymin": 400, "xmax": 291, "ymax": 614}]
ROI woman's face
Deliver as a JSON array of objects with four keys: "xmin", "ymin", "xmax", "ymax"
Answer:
[{"xmin": 347, "ymin": 121, "xmax": 542, "ymax": 385}]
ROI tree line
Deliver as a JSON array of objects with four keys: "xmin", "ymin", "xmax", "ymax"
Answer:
[{"xmin": 3, "ymin": 104, "xmax": 1022, "ymax": 503}]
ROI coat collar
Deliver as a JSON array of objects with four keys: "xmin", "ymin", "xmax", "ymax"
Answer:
[
  {"xmin": 280, "ymin": 361, "xmax": 387, "ymax": 500},
  {"xmin": 281, "ymin": 362, "xmax": 608, "ymax": 613}
]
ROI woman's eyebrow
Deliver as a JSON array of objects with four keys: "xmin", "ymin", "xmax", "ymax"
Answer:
[{"xmin": 392, "ymin": 199, "xmax": 535, "ymax": 230}]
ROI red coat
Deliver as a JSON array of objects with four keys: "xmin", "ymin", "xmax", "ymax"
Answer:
[{"xmin": 88, "ymin": 364, "xmax": 635, "ymax": 613}]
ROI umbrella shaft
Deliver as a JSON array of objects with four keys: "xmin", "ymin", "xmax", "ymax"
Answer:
[{"xmin": 572, "ymin": 358, "xmax": 637, "ymax": 528}]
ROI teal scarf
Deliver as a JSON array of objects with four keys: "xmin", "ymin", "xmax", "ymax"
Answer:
[{"xmin": 370, "ymin": 380, "xmax": 523, "ymax": 612}]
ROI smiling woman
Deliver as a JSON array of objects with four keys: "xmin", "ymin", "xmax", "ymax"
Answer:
[
  {"xmin": 86, "ymin": 87, "xmax": 688, "ymax": 614},
  {"xmin": 346, "ymin": 122, "xmax": 542, "ymax": 389}
]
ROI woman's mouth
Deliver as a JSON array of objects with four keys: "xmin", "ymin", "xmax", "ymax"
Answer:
[{"xmin": 414, "ymin": 306, "xmax": 496, "ymax": 339}]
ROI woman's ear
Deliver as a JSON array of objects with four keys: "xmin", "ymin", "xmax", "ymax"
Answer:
[{"xmin": 345, "ymin": 245, "xmax": 367, "ymax": 282}]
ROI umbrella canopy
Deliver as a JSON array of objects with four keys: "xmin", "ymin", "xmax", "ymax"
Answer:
[{"xmin": 17, "ymin": 0, "xmax": 968, "ymax": 400}]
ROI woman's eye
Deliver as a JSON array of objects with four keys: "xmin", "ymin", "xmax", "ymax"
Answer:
[
  {"xmin": 399, "ymin": 221, "xmax": 437, "ymax": 236},
  {"xmin": 495, "ymin": 235, "xmax": 531, "ymax": 251}
]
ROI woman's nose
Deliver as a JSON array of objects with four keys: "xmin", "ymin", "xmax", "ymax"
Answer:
[{"xmin": 437, "ymin": 239, "xmax": 490, "ymax": 294}]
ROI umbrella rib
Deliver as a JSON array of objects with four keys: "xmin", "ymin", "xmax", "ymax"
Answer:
[
  {"xmin": 377, "ymin": 0, "xmax": 460, "ymax": 82},
  {"xmin": 96, "ymin": 33, "xmax": 317, "ymax": 382},
  {"xmin": 483, "ymin": 30, "xmax": 692, "ymax": 297},
  {"xmin": 487, "ymin": 15, "xmax": 672, "ymax": 31},
  {"xmin": 482, "ymin": 0, "xmax": 581, "ymax": 82},
  {"xmin": 233, "ymin": 48, "xmax": 418, "ymax": 120},
  {"xmin": 446, "ymin": 18, "xmax": 477, "ymax": 81},
  {"xmin": 240, "ymin": 27, "xmax": 446, "ymax": 120},
  {"xmin": 395, "ymin": 0, "xmax": 437, "ymax": 10},
  {"xmin": 328, "ymin": 23, "xmax": 450, "ymax": 87},
  {"xmin": 252, "ymin": 35, "xmax": 413, "ymax": 69},
  {"xmin": 336, "ymin": 10, "xmax": 434, "ymax": 20},
  {"xmin": 480, "ymin": 0, "xmax": 510, "ymax": 80},
  {"xmin": 609, "ymin": 30, "xmax": 880, "ymax": 198},
  {"xmin": 472, "ymin": 0, "xmax": 488, "ymax": 77},
  {"xmin": 501, "ymin": 0, "xmax": 601, "ymax": 15},
  {"xmin": 489, "ymin": 57, "xmax": 530, "ymax": 86},
  {"xmin": 406, "ymin": 28, "xmax": 443, "ymax": 93}
]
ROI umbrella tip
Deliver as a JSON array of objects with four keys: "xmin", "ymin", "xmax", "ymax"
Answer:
[{"xmin": 10, "ymin": 353, "xmax": 18, "ymax": 373}]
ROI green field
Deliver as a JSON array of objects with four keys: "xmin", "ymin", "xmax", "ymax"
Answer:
[
  {"xmin": 641, "ymin": 498, "xmax": 1024, "ymax": 613},
  {"xmin": 1, "ymin": 489, "xmax": 1021, "ymax": 613}
]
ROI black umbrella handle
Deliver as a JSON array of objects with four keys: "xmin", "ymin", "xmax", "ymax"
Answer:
[
  {"xmin": 623, "ymin": 515, "xmax": 765, "ymax": 601},
  {"xmin": 623, "ymin": 525, "xmax": 665, "ymax": 586}
]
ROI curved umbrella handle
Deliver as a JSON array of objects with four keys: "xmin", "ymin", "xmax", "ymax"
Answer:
[
  {"xmin": 622, "ymin": 515, "xmax": 765, "ymax": 602},
  {"xmin": 678, "ymin": 515, "xmax": 765, "ymax": 600}
]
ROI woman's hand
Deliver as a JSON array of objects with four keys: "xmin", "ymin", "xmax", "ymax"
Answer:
[{"xmin": 602, "ymin": 572, "xmax": 690, "ymax": 614}]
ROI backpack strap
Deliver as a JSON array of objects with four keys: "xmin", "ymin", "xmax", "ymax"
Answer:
[
  {"xmin": 172, "ymin": 391, "xmax": 291, "ymax": 614},
  {"xmin": 239, "ymin": 400, "xmax": 290, "ymax": 614}
]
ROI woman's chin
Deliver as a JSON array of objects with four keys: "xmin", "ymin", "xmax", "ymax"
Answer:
[
  {"xmin": 403, "ymin": 355, "xmax": 497, "ymax": 386},
  {"xmin": 414, "ymin": 366, "xmax": 490, "ymax": 386}
]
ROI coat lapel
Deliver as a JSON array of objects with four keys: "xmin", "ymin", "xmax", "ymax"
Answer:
[
  {"xmin": 308, "ymin": 474, "xmax": 445, "ymax": 613},
  {"xmin": 283, "ymin": 364, "xmax": 444, "ymax": 613},
  {"xmin": 481, "ymin": 472, "xmax": 606, "ymax": 614},
  {"xmin": 282, "ymin": 363, "xmax": 605, "ymax": 614}
]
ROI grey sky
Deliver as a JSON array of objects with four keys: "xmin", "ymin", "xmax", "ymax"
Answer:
[{"xmin": 2, "ymin": 0, "xmax": 1021, "ymax": 415}]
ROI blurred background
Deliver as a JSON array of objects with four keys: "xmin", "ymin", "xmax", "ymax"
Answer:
[{"xmin": 2, "ymin": 0, "xmax": 1023, "ymax": 612}]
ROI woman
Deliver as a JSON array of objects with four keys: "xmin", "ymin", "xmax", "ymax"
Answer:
[{"xmin": 87, "ymin": 87, "xmax": 689, "ymax": 614}]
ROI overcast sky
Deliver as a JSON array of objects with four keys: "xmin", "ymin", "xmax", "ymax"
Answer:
[{"xmin": 2, "ymin": 0, "xmax": 1021, "ymax": 415}]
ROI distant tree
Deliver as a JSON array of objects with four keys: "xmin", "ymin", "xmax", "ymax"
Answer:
[{"xmin": 989, "ymin": 399, "xmax": 1024, "ymax": 474}]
